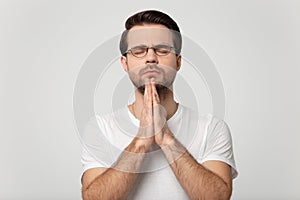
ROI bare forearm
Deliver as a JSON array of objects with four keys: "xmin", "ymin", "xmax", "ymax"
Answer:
[
  {"xmin": 82, "ymin": 139, "xmax": 148, "ymax": 200},
  {"xmin": 162, "ymin": 139, "xmax": 232, "ymax": 200}
]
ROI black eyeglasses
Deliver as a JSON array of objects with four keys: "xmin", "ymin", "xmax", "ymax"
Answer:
[{"xmin": 124, "ymin": 44, "xmax": 176, "ymax": 58}]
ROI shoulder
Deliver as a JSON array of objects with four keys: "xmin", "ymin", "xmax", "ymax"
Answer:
[
  {"xmin": 179, "ymin": 105, "xmax": 224, "ymax": 126},
  {"xmin": 179, "ymin": 105, "xmax": 231, "ymax": 135}
]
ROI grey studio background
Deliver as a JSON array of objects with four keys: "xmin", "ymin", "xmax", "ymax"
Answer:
[{"xmin": 1, "ymin": 1, "xmax": 299, "ymax": 200}]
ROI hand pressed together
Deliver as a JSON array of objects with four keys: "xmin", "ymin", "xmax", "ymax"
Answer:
[{"xmin": 136, "ymin": 80, "xmax": 174, "ymax": 150}]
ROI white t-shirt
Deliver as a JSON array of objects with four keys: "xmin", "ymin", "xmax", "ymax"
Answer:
[{"xmin": 81, "ymin": 104, "xmax": 238, "ymax": 199}]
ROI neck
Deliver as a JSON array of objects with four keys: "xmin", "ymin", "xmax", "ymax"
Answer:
[{"xmin": 130, "ymin": 87, "xmax": 178, "ymax": 120}]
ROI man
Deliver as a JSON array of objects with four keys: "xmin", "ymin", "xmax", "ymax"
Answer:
[{"xmin": 81, "ymin": 10, "xmax": 237, "ymax": 200}]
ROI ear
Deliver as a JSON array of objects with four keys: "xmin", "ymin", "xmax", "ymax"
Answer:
[
  {"xmin": 176, "ymin": 54, "xmax": 182, "ymax": 71},
  {"xmin": 121, "ymin": 56, "xmax": 129, "ymax": 72}
]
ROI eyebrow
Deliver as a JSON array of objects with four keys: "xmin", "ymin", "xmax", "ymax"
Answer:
[
  {"xmin": 130, "ymin": 43, "xmax": 172, "ymax": 49},
  {"xmin": 130, "ymin": 44, "xmax": 148, "ymax": 49}
]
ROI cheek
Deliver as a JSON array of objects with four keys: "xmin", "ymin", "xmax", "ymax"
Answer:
[
  {"xmin": 127, "ymin": 61, "xmax": 143, "ymax": 75},
  {"xmin": 161, "ymin": 58, "xmax": 178, "ymax": 69},
  {"xmin": 127, "ymin": 59, "xmax": 142, "ymax": 70}
]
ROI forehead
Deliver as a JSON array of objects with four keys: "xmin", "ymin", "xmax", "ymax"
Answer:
[{"xmin": 127, "ymin": 25, "xmax": 174, "ymax": 47}]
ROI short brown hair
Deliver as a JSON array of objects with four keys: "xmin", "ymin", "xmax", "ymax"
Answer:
[{"xmin": 119, "ymin": 10, "xmax": 182, "ymax": 55}]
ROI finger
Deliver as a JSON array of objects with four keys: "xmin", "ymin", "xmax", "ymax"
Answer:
[
  {"xmin": 144, "ymin": 82, "xmax": 148, "ymax": 104},
  {"xmin": 147, "ymin": 82, "xmax": 152, "ymax": 105},
  {"xmin": 150, "ymin": 81, "xmax": 159, "ymax": 105},
  {"xmin": 141, "ymin": 83, "xmax": 153, "ymax": 129},
  {"xmin": 144, "ymin": 83, "xmax": 153, "ymax": 116},
  {"xmin": 144, "ymin": 82, "xmax": 151, "ymax": 103}
]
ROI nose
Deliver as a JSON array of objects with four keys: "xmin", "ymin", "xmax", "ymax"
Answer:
[{"xmin": 145, "ymin": 48, "xmax": 158, "ymax": 64}]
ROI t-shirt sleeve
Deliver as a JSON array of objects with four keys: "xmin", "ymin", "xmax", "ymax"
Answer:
[
  {"xmin": 81, "ymin": 146, "xmax": 106, "ymax": 175},
  {"xmin": 80, "ymin": 115, "xmax": 115, "ymax": 177},
  {"xmin": 200, "ymin": 116, "xmax": 238, "ymax": 179}
]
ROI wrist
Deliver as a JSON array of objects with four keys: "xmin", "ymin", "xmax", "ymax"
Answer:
[
  {"xmin": 130, "ymin": 137, "xmax": 153, "ymax": 153},
  {"xmin": 157, "ymin": 129, "xmax": 175, "ymax": 147},
  {"xmin": 160, "ymin": 136, "xmax": 187, "ymax": 164}
]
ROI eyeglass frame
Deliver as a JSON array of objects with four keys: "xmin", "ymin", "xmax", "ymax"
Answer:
[{"xmin": 122, "ymin": 44, "xmax": 178, "ymax": 58}]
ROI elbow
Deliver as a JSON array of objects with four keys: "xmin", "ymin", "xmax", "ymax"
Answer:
[
  {"xmin": 212, "ymin": 179, "xmax": 232, "ymax": 200},
  {"xmin": 82, "ymin": 186, "xmax": 95, "ymax": 200},
  {"xmin": 213, "ymin": 183, "xmax": 232, "ymax": 200},
  {"xmin": 199, "ymin": 184, "xmax": 232, "ymax": 200},
  {"xmin": 81, "ymin": 187, "xmax": 89, "ymax": 200},
  {"xmin": 222, "ymin": 182, "xmax": 232, "ymax": 200},
  {"xmin": 216, "ymin": 184, "xmax": 232, "ymax": 200},
  {"xmin": 220, "ymin": 187, "xmax": 232, "ymax": 200},
  {"xmin": 199, "ymin": 192, "xmax": 231, "ymax": 200}
]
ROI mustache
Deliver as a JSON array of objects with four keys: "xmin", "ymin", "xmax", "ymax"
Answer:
[{"xmin": 139, "ymin": 64, "xmax": 163, "ymax": 75}]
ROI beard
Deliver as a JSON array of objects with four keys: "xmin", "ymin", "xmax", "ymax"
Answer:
[
  {"xmin": 128, "ymin": 64, "xmax": 176, "ymax": 98},
  {"xmin": 137, "ymin": 83, "xmax": 170, "ymax": 98}
]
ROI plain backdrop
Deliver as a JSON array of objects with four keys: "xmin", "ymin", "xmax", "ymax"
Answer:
[{"xmin": 1, "ymin": 0, "xmax": 299, "ymax": 199}]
